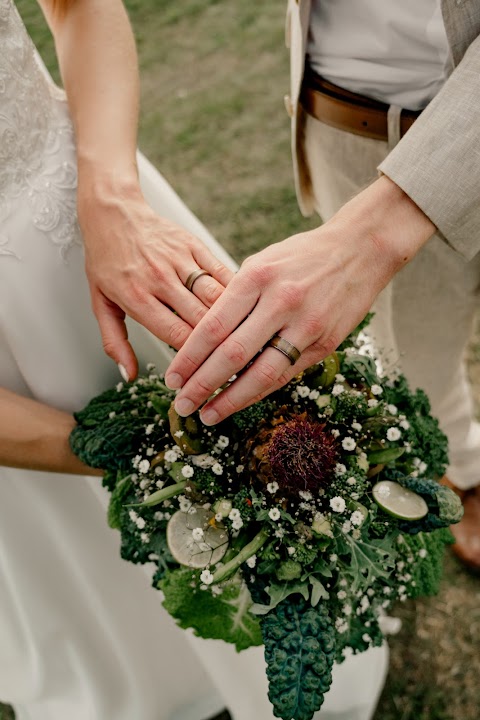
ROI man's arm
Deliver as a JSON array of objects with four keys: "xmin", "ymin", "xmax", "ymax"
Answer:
[
  {"xmin": 379, "ymin": 35, "xmax": 480, "ymax": 261},
  {"xmin": 0, "ymin": 388, "xmax": 101, "ymax": 475}
]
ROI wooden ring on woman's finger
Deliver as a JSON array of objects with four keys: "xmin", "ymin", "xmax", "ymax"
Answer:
[{"xmin": 185, "ymin": 269, "xmax": 212, "ymax": 292}]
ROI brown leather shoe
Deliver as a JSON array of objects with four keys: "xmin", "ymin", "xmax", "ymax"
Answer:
[{"xmin": 441, "ymin": 477, "xmax": 480, "ymax": 573}]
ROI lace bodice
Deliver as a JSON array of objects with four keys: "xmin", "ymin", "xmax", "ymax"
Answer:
[{"xmin": 0, "ymin": 0, "xmax": 80, "ymax": 257}]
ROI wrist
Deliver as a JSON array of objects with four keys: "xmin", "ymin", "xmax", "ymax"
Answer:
[
  {"xmin": 77, "ymin": 155, "xmax": 142, "ymax": 210},
  {"xmin": 329, "ymin": 176, "xmax": 436, "ymax": 272}
]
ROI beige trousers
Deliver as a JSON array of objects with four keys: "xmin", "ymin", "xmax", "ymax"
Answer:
[{"xmin": 303, "ymin": 113, "xmax": 480, "ymax": 490}]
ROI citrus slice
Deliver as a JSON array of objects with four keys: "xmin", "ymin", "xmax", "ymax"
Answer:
[
  {"xmin": 372, "ymin": 480, "xmax": 428, "ymax": 521},
  {"xmin": 166, "ymin": 507, "xmax": 229, "ymax": 568}
]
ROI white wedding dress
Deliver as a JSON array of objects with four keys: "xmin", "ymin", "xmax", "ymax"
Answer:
[{"xmin": 0, "ymin": 2, "xmax": 388, "ymax": 719}]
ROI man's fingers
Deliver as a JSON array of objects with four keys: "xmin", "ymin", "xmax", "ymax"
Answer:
[
  {"xmin": 165, "ymin": 277, "xmax": 259, "ymax": 389},
  {"xmin": 94, "ymin": 294, "xmax": 139, "ymax": 381},
  {"xmin": 198, "ymin": 341, "xmax": 325, "ymax": 423}
]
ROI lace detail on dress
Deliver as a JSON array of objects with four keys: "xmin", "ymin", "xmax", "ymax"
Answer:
[{"xmin": 0, "ymin": 0, "xmax": 80, "ymax": 257}]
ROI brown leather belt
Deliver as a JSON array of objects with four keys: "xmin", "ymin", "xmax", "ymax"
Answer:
[{"xmin": 300, "ymin": 66, "xmax": 422, "ymax": 142}]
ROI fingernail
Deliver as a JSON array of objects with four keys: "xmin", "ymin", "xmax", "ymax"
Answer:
[
  {"xmin": 200, "ymin": 408, "xmax": 220, "ymax": 426},
  {"xmin": 175, "ymin": 398, "xmax": 194, "ymax": 417},
  {"xmin": 165, "ymin": 373, "xmax": 183, "ymax": 390},
  {"xmin": 118, "ymin": 363, "xmax": 129, "ymax": 383}
]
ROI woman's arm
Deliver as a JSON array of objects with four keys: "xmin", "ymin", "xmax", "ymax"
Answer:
[
  {"xmin": 0, "ymin": 388, "xmax": 101, "ymax": 475},
  {"xmin": 37, "ymin": 0, "xmax": 233, "ymax": 380}
]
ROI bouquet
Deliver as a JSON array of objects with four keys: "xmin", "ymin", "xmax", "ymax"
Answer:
[{"xmin": 71, "ymin": 324, "xmax": 463, "ymax": 720}]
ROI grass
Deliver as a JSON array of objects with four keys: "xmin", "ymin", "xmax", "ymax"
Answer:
[{"xmin": 3, "ymin": 2, "xmax": 479, "ymax": 719}]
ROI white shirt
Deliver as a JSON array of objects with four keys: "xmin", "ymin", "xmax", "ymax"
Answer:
[{"xmin": 307, "ymin": 0, "xmax": 452, "ymax": 111}]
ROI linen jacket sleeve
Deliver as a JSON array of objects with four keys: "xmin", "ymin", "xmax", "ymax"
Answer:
[{"xmin": 378, "ymin": 36, "xmax": 480, "ymax": 261}]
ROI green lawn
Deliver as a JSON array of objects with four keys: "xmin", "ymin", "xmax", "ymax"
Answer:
[{"xmin": 3, "ymin": 2, "xmax": 479, "ymax": 719}]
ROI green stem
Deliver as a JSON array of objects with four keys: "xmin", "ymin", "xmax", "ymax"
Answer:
[
  {"xmin": 212, "ymin": 527, "xmax": 270, "ymax": 584},
  {"xmin": 130, "ymin": 480, "xmax": 187, "ymax": 508}
]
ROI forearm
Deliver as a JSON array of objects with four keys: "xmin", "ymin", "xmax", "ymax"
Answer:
[
  {"xmin": 40, "ymin": 0, "xmax": 141, "ymax": 196},
  {"xmin": 0, "ymin": 389, "xmax": 102, "ymax": 476}
]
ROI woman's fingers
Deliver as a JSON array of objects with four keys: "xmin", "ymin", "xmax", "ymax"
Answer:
[
  {"xmin": 165, "ymin": 274, "xmax": 260, "ymax": 390},
  {"xmin": 92, "ymin": 291, "xmax": 139, "ymax": 381}
]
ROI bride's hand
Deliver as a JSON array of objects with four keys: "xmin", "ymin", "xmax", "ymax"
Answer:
[
  {"xmin": 165, "ymin": 177, "xmax": 435, "ymax": 423},
  {"xmin": 78, "ymin": 182, "xmax": 234, "ymax": 381}
]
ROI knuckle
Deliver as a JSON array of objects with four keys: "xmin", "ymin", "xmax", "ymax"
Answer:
[
  {"xmin": 168, "ymin": 321, "xmax": 190, "ymax": 349},
  {"xmin": 210, "ymin": 260, "xmax": 226, "ymax": 277},
  {"xmin": 252, "ymin": 360, "xmax": 278, "ymax": 387},
  {"xmin": 221, "ymin": 338, "xmax": 249, "ymax": 366},
  {"xmin": 215, "ymin": 390, "xmax": 239, "ymax": 416},
  {"xmin": 301, "ymin": 314, "xmax": 323, "ymax": 337},
  {"xmin": 242, "ymin": 261, "xmax": 273, "ymax": 289},
  {"xmin": 191, "ymin": 304, "xmax": 208, "ymax": 325},
  {"xmin": 203, "ymin": 281, "xmax": 222, "ymax": 305},
  {"xmin": 278, "ymin": 283, "xmax": 304, "ymax": 311},
  {"xmin": 101, "ymin": 339, "xmax": 117, "ymax": 360},
  {"xmin": 194, "ymin": 377, "xmax": 217, "ymax": 399},
  {"xmin": 311, "ymin": 333, "xmax": 339, "ymax": 358},
  {"xmin": 202, "ymin": 314, "xmax": 228, "ymax": 343}
]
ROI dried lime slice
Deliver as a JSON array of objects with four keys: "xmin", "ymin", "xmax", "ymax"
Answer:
[
  {"xmin": 372, "ymin": 480, "xmax": 428, "ymax": 521},
  {"xmin": 166, "ymin": 507, "xmax": 229, "ymax": 568}
]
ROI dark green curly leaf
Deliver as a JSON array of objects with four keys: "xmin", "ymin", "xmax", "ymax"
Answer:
[{"xmin": 262, "ymin": 596, "xmax": 336, "ymax": 720}]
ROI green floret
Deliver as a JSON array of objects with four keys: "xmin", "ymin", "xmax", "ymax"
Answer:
[
  {"xmin": 262, "ymin": 596, "xmax": 336, "ymax": 720},
  {"xmin": 397, "ymin": 528, "xmax": 454, "ymax": 597},
  {"xmin": 231, "ymin": 399, "xmax": 276, "ymax": 433},
  {"xmin": 160, "ymin": 568, "xmax": 262, "ymax": 652},
  {"xmin": 70, "ymin": 378, "xmax": 172, "ymax": 471},
  {"xmin": 330, "ymin": 390, "xmax": 368, "ymax": 424},
  {"xmin": 383, "ymin": 378, "xmax": 449, "ymax": 478}
]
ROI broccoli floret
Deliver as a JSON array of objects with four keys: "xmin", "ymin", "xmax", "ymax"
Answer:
[
  {"xmin": 398, "ymin": 529, "xmax": 453, "ymax": 597},
  {"xmin": 262, "ymin": 596, "xmax": 336, "ymax": 720},
  {"xmin": 231, "ymin": 399, "xmax": 276, "ymax": 433}
]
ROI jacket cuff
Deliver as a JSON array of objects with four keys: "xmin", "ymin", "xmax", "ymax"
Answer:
[{"xmin": 378, "ymin": 36, "xmax": 480, "ymax": 262}]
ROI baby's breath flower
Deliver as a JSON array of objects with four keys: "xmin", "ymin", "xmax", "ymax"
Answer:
[
  {"xmin": 174, "ymin": 430, "xmax": 184, "ymax": 438},
  {"xmin": 200, "ymin": 569, "xmax": 214, "ymax": 585},
  {"xmin": 309, "ymin": 389, "xmax": 320, "ymax": 400},
  {"xmin": 217, "ymin": 435, "xmax": 230, "ymax": 449},
  {"xmin": 367, "ymin": 398, "xmax": 378, "ymax": 408},
  {"xmin": 109, "ymin": 411, "xmax": 116, "ymax": 419},
  {"xmin": 342, "ymin": 437, "xmax": 356, "ymax": 451},
  {"xmin": 335, "ymin": 373, "xmax": 345, "ymax": 382},
  {"xmin": 181, "ymin": 465, "xmax": 194, "ymax": 478},
  {"xmin": 371, "ymin": 384, "xmax": 383, "ymax": 396},
  {"xmin": 287, "ymin": 547, "xmax": 296, "ymax": 556},
  {"xmin": 332, "ymin": 384, "xmax": 344, "ymax": 396},
  {"xmin": 267, "ymin": 481, "xmax": 279, "ymax": 494},
  {"xmin": 347, "ymin": 476, "xmax": 357, "ymax": 486},
  {"xmin": 164, "ymin": 449, "xmax": 178, "ymax": 463},
  {"xmin": 330, "ymin": 496, "xmax": 346, "ymax": 513},
  {"xmin": 299, "ymin": 490, "xmax": 313, "ymax": 501},
  {"xmin": 418, "ymin": 548, "xmax": 428, "ymax": 558},
  {"xmin": 386, "ymin": 427, "xmax": 401, "ymax": 442},
  {"xmin": 138, "ymin": 459, "xmax": 150, "ymax": 474},
  {"xmin": 236, "ymin": 464, "xmax": 244, "ymax": 473},
  {"xmin": 145, "ymin": 424, "xmax": 155, "ymax": 435},
  {"xmin": 335, "ymin": 463, "xmax": 347, "ymax": 475},
  {"xmin": 387, "ymin": 404, "xmax": 398, "ymax": 415},
  {"xmin": 268, "ymin": 507, "xmax": 281, "ymax": 521},
  {"xmin": 351, "ymin": 510, "xmax": 364, "ymax": 527},
  {"xmin": 212, "ymin": 462, "xmax": 223, "ymax": 475},
  {"xmin": 342, "ymin": 520, "xmax": 352, "ymax": 534},
  {"xmin": 399, "ymin": 419, "xmax": 410, "ymax": 430},
  {"xmin": 232, "ymin": 518, "xmax": 244, "ymax": 530},
  {"xmin": 351, "ymin": 421, "xmax": 362, "ymax": 431},
  {"xmin": 140, "ymin": 532, "xmax": 150, "ymax": 543},
  {"xmin": 246, "ymin": 555, "xmax": 257, "ymax": 568},
  {"xmin": 297, "ymin": 385, "xmax": 310, "ymax": 398},
  {"xmin": 329, "ymin": 554, "xmax": 338, "ymax": 562},
  {"xmin": 337, "ymin": 590, "xmax": 347, "ymax": 600},
  {"xmin": 228, "ymin": 508, "xmax": 241, "ymax": 521},
  {"xmin": 192, "ymin": 528, "xmax": 204, "ymax": 542}
]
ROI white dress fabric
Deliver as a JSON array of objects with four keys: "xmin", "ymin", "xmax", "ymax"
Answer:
[{"xmin": 0, "ymin": 2, "xmax": 388, "ymax": 719}]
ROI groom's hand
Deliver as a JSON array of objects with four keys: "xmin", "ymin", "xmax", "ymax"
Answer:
[
  {"xmin": 165, "ymin": 177, "xmax": 435, "ymax": 423},
  {"xmin": 79, "ymin": 182, "xmax": 234, "ymax": 381}
]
